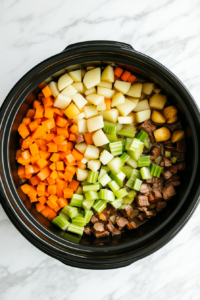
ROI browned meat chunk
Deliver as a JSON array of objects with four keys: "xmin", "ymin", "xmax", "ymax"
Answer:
[
  {"xmin": 138, "ymin": 119, "xmax": 156, "ymax": 142},
  {"xmin": 138, "ymin": 213, "xmax": 145, "ymax": 221},
  {"xmin": 91, "ymin": 216, "xmax": 99, "ymax": 224},
  {"xmin": 136, "ymin": 195, "xmax": 150, "ymax": 207},
  {"xmin": 84, "ymin": 226, "xmax": 91, "ymax": 235},
  {"xmin": 112, "ymin": 228, "xmax": 121, "ymax": 236},
  {"xmin": 144, "ymin": 210, "xmax": 154, "ymax": 218},
  {"xmin": 152, "ymin": 180, "xmax": 162, "ymax": 189},
  {"xmin": 126, "ymin": 221, "xmax": 137, "ymax": 230},
  {"xmin": 147, "ymin": 192, "xmax": 155, "ymax": 202},
  {"xmin": 171, "ymin": 175, "xmax": 180, "ymax": 180},
  {"xmin": 169, "ymin": 166, "xmax": 178, "ymax": 174},
  {"xmin": 93, "ymin": 230, "xmax": 110, "ymax": 238},
  {"xmin": 116, "ymin": 216, "xmax": 128, "ymax": 228},
  {"xmin": 93, "ymin": 223, "xmax": 104, "ymax": 232},
  {"xmin": 121, "ymin": 205, "xmax": 134, "ymax": 218},
  {"xmin": 163, "ymin": 157, "xmax": 172, "ymax": 167},
  {"xmin": 105, "ymin": 220, "xmax": 115, "ymax": 233},
  {"xmin": 160, "ymin": 161, "xmax": 164, "ymax": 167},
  {"xmin": 162, "ymin": 170, "xmax": 172, "ymax": 180},
  {"xmin": 138, "ymin": 207, "xmax": 147, "ymax": 212},
  {"xmin": 155, "ymin": 201, "xmax": 167, "ymax": 211},
  {"xmin": 152, "ymin": 189, "xmax": 163, "ymax": 200},
  {"xmin": 177, "ymin": 140, "xmax": 186, "ymax": 152},
  {"xmin": 175, "ymin": 162, "xmax": 186, "ymax": 170},
  {"xmin": 162, "ymin": 185, "xmax": 176, "ymax": 200},
  {"xmin": 75, "ymin": 132, "xmax": 84, "ymax": 144},
  {"xmin": 151, "ymin": 147, "xmax": 161, "ymax": 159},
  {"xmin": 146, "ymin": 178, "xmax": 154, "ymax": 184},
  {"xmin": 164, "ymin": 179, "xmax": 180, "ymax": 187},
  {"xmin": 140, "ymin": 184, "xmax": 150, "ymax": 194}
]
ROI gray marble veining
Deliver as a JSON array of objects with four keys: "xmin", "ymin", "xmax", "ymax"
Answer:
[{"xmin": 0, "ymin": 0, "xmax": 200, "ymax": 299}]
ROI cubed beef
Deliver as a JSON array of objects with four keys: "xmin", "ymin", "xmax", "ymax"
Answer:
[
  {"xmin": 140, "ymin": 184, "xmax": 150, "ymax": 194},
  {"xmin": 177, "ymin": 140, "xmax": 186, "ymax": 152},
  {"xmin": 163, "ymin": 157, "xmax": 172, "ymax": 167},
  {"xmin": 116, "ymin": 216, "xmax": 128, "ymax": 228},
  {"xmin": 171, "ymin": 175, "xmax": 180, "ymax": 181},
  {"xmin": 169, "ymin": 166, "xmax": 178, "ymax": 174},
  {"xmin": 84, "ymin": 226, "xmax": 91, "ymax": 235},
  {"xmin": 155, "ymin": 201, "xmax": 167, "ymax": 211},
  {"xmin": 93, "ymin": 230, "xmax": 110, "ymax": 238},
  {"xmin": 75, "ymin": 132, "xmax": 84, "ymax": 144},
  {"xmin": 136, "ymin": 195, "xmax": 150, "ymax": 207},
  {"xmin": 138, "ymin": 207, "xmax": 147, "ymax": 212},
  {"xmin": 93, "ymin": 223, "xmax": 104, "ymax": 232},
  {"xmin": 126, "ymin": 221, "xmax": 137, "ymax": 230},
  {"xmin": 138, "ymin": 119, "xmax": 157, "ymax": 142},
  {"xmin": 175, "ymin": 162, "xmax": 186, "ymax": 170},
  {"xmin": 152, "ymin": 180, "xmax": 162, "ymax": 189},
  {"xmin": 138, "ymin": 213, "xmax": 145, "ymax": 221},
  {"xmin": 112, "ymin": 228, "xmax": 121, "ymax": 236},
  {"xmin": 164, "ymin": 180, "xmax": 180, "ymax": 187},
  {"xmin": 162, "ymin": 170, "xmax": 172, "ymax": 180},
  {"xmin": 121, "ymin": 205, "xmax": 134, "ymax": 218},
  {"xmin": 146, "ymin": 178, "xmax": 154, "ymax": 184},
  {"xmin": 91, "ymin": 216, "xmax": 99, "ymax": 224},
  {"xmin": 160, "ymin": 161, "xmax": 164, "ymax": 167},
  {"xmin": 105, "ymin": 220, "xmax": 115, "ymax": 233},
  {"xmin": 162, "ymin": 185, "xmax": 176, "ymax": 200},
  {"xmin": 148, "ymin": 192, "xmax": 155, "ymax": 202},
  {"xmin": 151, "ymin": 147, "xmax": 161, "ymax": 159},
  {"xmin": 152, "ymin": 189, "xmax": 163, "ymax": 200},
  {"xmin": 144, "ymin": 210, "xmax": 154, "ymax": 218}
]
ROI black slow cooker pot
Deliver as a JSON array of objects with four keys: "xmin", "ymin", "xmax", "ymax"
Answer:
[{"xmin": 0, "ymin": 41, "xmax": 200, "ymax": 269}]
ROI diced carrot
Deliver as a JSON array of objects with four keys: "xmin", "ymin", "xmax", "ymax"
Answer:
[
  {"xmin": 57, "ymin": 142, "xmax": 68, "ymax": 152},
  {"xmin": 114, "ymin": 67, "xmax": 123, "ymax": 77},
  {"xmin": 42, "ymin": 85, "xmax": 52, "ymax": 98},
  {"xmin": 29, "ymin": 143, "xmax": 39, "ymax": 156},
  {"xmin": 34, "ymin": 106, "xmax": 44, "ymax": 119},
  {"xmin": 57, "ymin": 171, "xmax": 65, "ymax": 179},
  {"xmin": 67, "ymin": 141, "xmax": 73, "ymax": 150},
  {"xmin": 21, "ymin": 184, "xmax": 31, "ymax": 194},
  {"xmin": 68, "ymin": 179, "xmax": 79, "ymax": 192},
  {"xmin": 36, "ymin": 158, "xmax": 48, "ymax": 170},
  {"xmin": 66, "ymin": 153, "xmax": 75, "ymax": 163},
  {"xmin": 49, "ymin": 162, "xmax": 56, "ymax": 171},
  {"xmin": 64, "ymin": 172, "xmax": 73, "ymax": 182},
  {"xmin": 114, "ymin": 75, "xmax": 121, "ymax": 81},
  {"xmin": 105, "ymin": 98, "xmax": 111, "ymax": 110},
  {"xmin": 19, "ymin": 138, "xmax": 23, "ymax": 147},
  {"xmin": 30, "ymin": 153, "xmax": 40, "ymax": 165},
  {"xmin": 33, "ymin": 100, "xmax": 41, "ymax": 109},
  {"xmin": 25, "ymin": 164, "xmax": 34, "ymax": 175},
  {"xmin": 29, "ymin": 176, "xmax": 40, "ymax": 186},
  {"xmin": 39, "ymin": 140, "xmax": 48, "ymax": 151},
  {"xmin": 38, "ymin": 196, "xmax": 47, "ymax": 205},
  {"xmin": 56, "ymin": 161, "xmax": 64, "ymax": 171},
  {"xmin": 35, "ymin": 118, "xmax": 42, "ymax": 125},
  {"xmin": 16, "ymin": 149, "xmax": 22, "ymax": 160},
  {"xmin": 22, "ymin": 118, "xmax": 31, "ymax": 125},
  {"xmin": 47, "ymin": 185, "xmax": 57, "ymax": 195},
  {"xmin": 76, "ymin": 161, "xmax": 86, "ymax": 170},
  {"xmin": 64, "ymin": 160, "xmax": 77, "ymax": 166},
  {"xmin": 57, "ymin": 127, "xmax": 69, "ymax": 138},
  {"xmin": 37, "ymin": 182, "xmax": 46, "ymax": 196},
  {"xmin": 57, "ymin": 188, "xmax": 64, "ymax": 198},
  {"xmin": 53, "ymin": 107, "xmax": 64, "ymax": 116},
  {"xmin": 25, "ymin": 173, "xmax": 33, "ymax": 179},
  {"xmin": 39, "ymin": 150, "xmax": 51, "ymax": 160},
  {"xmin": 42, "ymin": 96, "xmax": 54, "ymax": 108},
  {"xmin": 127, "ymin": 74, "xmax": 137, "ymax": 84},
  {"xmin": 72, "ymin": 149, "xmax": 84, "ymax": 161},
  {"xmin": 68, "ymin": 133, "xmax": 76, "ymax": 142},
  {"xmin": 26, "ymin": 109, "xmax": 35, "ymax": 119},
  {"xmin": 63, "ymin": 187, "xmax": 73, "ymax": 198},
  {"xmin": 36, "ymin": 202, "xmax": 46, "ymax": 212},
  {"xmin": 42, "ymin": 118, "xmax": 55, "ymax": 130},
  {"xmin": 41, "ymin": 206, "xmax": 54, "ymax": 217},
  {"xmin": 50, "ymin": 170, "xmax": 58, "ymax": 179},
  {"xmin": 63, "ymin": 182, "xmax": 69, "ymax": 189},
  {"xmin": 29, "ymin": 197, "xmax": 39, "ymax": 203},
  {"xmin": 53, "ymin": 135, "xmax": 65, "ymax": 145},
  {"xmin": 57, "ymin": 198, "xmax": 68, "ymax": 208},
  {"xmin": 56, "ymin": 178, "xmax": 65, "ymax": 188},
  {"xmin": 29, "ymin": 120, "xmax": 39, "ymax": 132},
  {"xmin": 17, "ymin": 156, "xmax": 31, "ymax": 165},
  {"xmin": 21, "ymin": 150, "xmax": 31, "ymax": 160},
  {"xmin": 47, "ymin": 142, "xmax": 58, "ymax": 152},
  {"xmin": 18, "ymin": 123, "xmax": 30, "ymax": 139},
  {"xmin": 59, "ymin": 151, "xmax": 70, "ymax": 160},
  {"xmin": 50, "ymin": 153, "xmax": 60, "ymax": 162},
  {"xmin": 55, "ymin": 116, "xmax": 68, "ymax": 127},
  {"xmin": 50, "ymin": 126, "xmax": 58, "ymax": 133},
  {"xmin": 48, "ymin": 211, "xmax": 57, "ymax": 220},
  {"xmin": 37, "ymin": 167, "xmax": 51, "ymax": 181},
  {"xmin": 45, "ymin": 133, "xmax": 56, "ymax": 143},
  {"xmin": 48, "ymin": 194, "xmax": 58, "ymax": 202},
  {"xmin": 21, "ymin": 136, "xmax": 33, "ymax": 149},
  {"xmin": 70, "ymin": 124, "xmax": 78, "ymax": 133},
  {"xmin": 53, "ymin": 206, "xmax": 61, "ymax": 213},
  {"xmin": 31, "ymin": 125, "xmax": 46, "ymax": 139},
  {"xmin": 33, "ymin": 165, "xmax": 40, "ymax": 174},
  {"xmin": 18, "ymin": 166, "xmax": 25, "ymax": 179},
  {"xmin": 44, "ymin": 107, "xmax": 54, "ymax": 119},
  {"xmin": 121, "ymin": 70, "xmax": 131, "ymax": 81},
  {"xmin": 99, "ymin": 211, "xmax": 109, "ymax": 221},
  {"xmin": 84, "ymin": 132, "xmax": 94, "ymax": 145},
  {"xmin": 65, "ymin": 165, "xmax": 76, "ymax": 175},
  {"xmin": 47, "ymin": 176, "xmax": 56, "ymax": 185}
]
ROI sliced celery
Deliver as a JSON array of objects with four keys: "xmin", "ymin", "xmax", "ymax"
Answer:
[
  {"xmin": 102, "ymin": 143, "xmax": 110, "ymax": 151},
  {"xmin": 122, "ymin": 196, "xmax": 134, "ymax": 205},
  {"xmin": 105, "ymin": 133, "xmax": 118, "ymax": 142},
  {"xmin": 76, "ymin": 186, "xmax": 83, "ymax": 195},
  {"xmin": 131, "ymin": 169, "xmax": 142, "ymax": 180},
  {"xmin": 126, "ymin": 156, "xmax": 138, "ymax": 168},
  {"xmin": 127, "ymin": 190, "xmax": 137, "ymax": 199},
  {"xmin": 138, "ymin": 156, "xmax": 150, "ymax": 167},
  {"xmin": 136, "ymin": 130, "xmax": 148, "ymax": 142},
  {"xmin": 84, "ymin": 209, "xmax": 93, "ymax": 223},
  {"xmin": 120, "ymin": 165, "xmax": 133, "ymax": 178},
  {"xmin": 111, "ymin": 198, "xmax": 122, "ymax": 209},
  {"xmin": 109, "ymin": 141, "xmax": 123, "ymax": 156},
  {"xmin": 104, "ymin": 121, "xmax": 117, "ymax": 134},
  {"xmin": 92, "ymin": 200, "xmax": 107, "ymax": 213},
  {"xmin": 70, "ymin": 194, "xmax": 84, "ymax": 207},
  {"xmin": 129, "ymin": 138, "xmax": 144, "ymax": 152},
  {"xmin": 62, "ymin": 205, "xmax": 79, "ymax": 219},
  {"xmin": 87, "ymin": 170, "xmax": 99, "ymax": 183},
  {"xmin": 101, "ymin": 166, "xmax": 110, "ymax": 173},
  {"xmin": 133, "ymin": 178, "xmax": 142, "ymax": 191},
  {"xmin": 107, "ymin": 157, "xmax": 124, "ymax": 173},
  {"xmin": 171, "ymin": 156, "xmax": 177, "ymax": 164},
  {"xmin": 144, "ymin": 136, "xmax": 150, "ymax": 149},
  {"xmin": 72, "ymin": 217, "xmax": 87, "ymax": 227},
  {"xmin": 59, "ymin": 211, "xmax": 70, "ymax": 221},
  {"xmin": 108, "ymin": 180, "xmax": 120, "ymax": 193},
  {"xmin": 140, "ymin": 167, "xmax": 152, "ymax": 180},
  {"xmin": 116, "ymin": 123, "xmax": 123, "ymax": 133},
  {"xmin": 98, "ymin": 189, "xmax": 115, "ymax": 201},
  {"xmin": 120, "ymin": 152, "xmax": 130, "ymax": 162},
  {"xmin": 155, "ymin": 156, "xmax": 162, "ymax": 164},
  {"xmin": 110, "ymin": 171, "xmax": 126, "ymax": 188},
  {"xmin": 150, "ymin": 163, "xmax": 162, "ymax": 177},
  {"xmin": 128, "ymin": 145, "xmax": 144, "ymax": 161},
  {"xmin": 125, "ymin": 138, "xmax": 133, "ymax": 150},
  {"xmin": 81, "ymin": 181, "xmax": 91, "ymax": 186},
  {"xmin": 83, "ymin": 183, "xmax": 100, "ymax": 192},
  {"xmin": 52, "ymin": 215, "xmax": 70, "ymax": 231},
  {"xmin": 82, "ymin": 199, "xmax": 95, "ymax": 210},
  {"xmin": 126, "ymin": 178, "xmax": 135, "ymax": 188},
  {"xmin": 99, "ymin": 173, "xmax": 111, "ymax": 186},
  {"xmin": 115, "ymin": 188, "xmax": 128, "ymax": 199},
  {"xmin": 165, "ymin": 150, "xmax": 171, "ymax": 158},
  {"xmin": 121, "ymin": 139, "xmax": 126, "ymax": 151},
  {"xmin": 118, "ymin": 124, "xmax": 136, "ymax": 138},
  {"xmin": 67, "ymin": 224, "xmax": 84, "ymax": 235},
  {"xmin": 98, "ymin": 169, "xmax": 107, "ymax": 181},
  {"xmin": 85, "ymin": 191, "xmax": 99, "ymax": 201}
]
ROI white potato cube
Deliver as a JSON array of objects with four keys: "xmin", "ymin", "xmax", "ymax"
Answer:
[
  {"xmin": 133, "ymin": 99, "xmax": 150, "ymax": 112},
  {"xmin": 97, "ymin": 87, "xmax": 115, "ymax": 98},
  {"xmin": 117, "ymin": 98, "xmax": 139, "ymax": 116},
  {"xmin": 84, "ymin": 145, "xmax": 100, "ymax": 159},
  {"xmin": 69, "ymin": 70, "xmax": 81, "ymax": 82},
  {"xmin": 97, "ymin": 99, "xmax": 106, "ymax": 111},
  {"xmin": 84, "ymin": 106, "xmax": 98, "ymax": 119},
  {"xmin": 92, "ymin": 129, "xmax": 109, "ymax": 147},
  {"xmin": 153, "ymin": 87, "xmax": 161, "ymax": 94},
  {"xmin": 83, "ymin": 68, "xmax": 101, "ymax": 89},
  {"xmin": 76, "ymin": 168, "xmax": 89, "ymax": 181},
  {"xmin": 86, "ymin": 94, "xmax": 104, "ymax": 105},
  {"xmin": 53, "ymin": 94, "xmax": 71, "ymax": 109},
  {"xmin": 58, "ymin": 73, "xmax": 73, "ymax": 91},
  {"xmin": 81, "ymin": 158, "xmax": 88, "ymax": 164},
  {"xmin": 72, "ymin": 93, "xmax": 88, "ymax": 110},
  {"xmin": 75, "ymin": 143, "xmax": 87, "ymax": 154},
  {"xmin": 97, "ymin": 81, "xmax": 112, "ymax": 89},
  {"xmin": 101, "ymin": 65, "xmax": 114, "ymax": 82},
  {"xmin": 149, "ymin": 94, "xmax": 167, "ymax": 110},
  {"xmin": 84, "ymin": 87, "xmax": 96, "ymax": 96},
  {"xmin": 99, "ymin": 109, "xmax": 119, "ymax": 123},
  {"xmin": 78, "ymin": 119, "xmax": 88, "ymax": 133},
  {"xmin": 128, "ymin": 112, "xmax": 136, "ymax": 124},
  {"xmin": 114, "ymin": 81, "xmax": 131, "ymax": 94},
  {"xmin": 118, "ymin": 116, "xmax": 134, "ymax": 124},
  {"xmin": 72, "ymin": 83, "xmax": 85, "ymax": 94},
  {"xmin": 142, "ymin": 83, "xmax": 154, "ymax": 95},
  {"xmin": 100, "ymin": 150, "xmax": 114, "ymax": 165},
  {"xmin": 48, "ymin": 81, "xmax": 59, "ymax": 98},
  {"xmin": 87, "ymin": 160, "xmax": 101, "ymax": 172},
  {"xmin": 81, "ymin": 69, "xmax": 86, "ymax": 79},
  {"xmin": 135, "ymin": 109, "xmax": 151, "ymax": 123},
  {"xmin": 127, "ymin": 83, "xmax": 142, "ymax": 98},
  {"xmin": 73, "ymin": 112, "xmax": 86, "ymax": 123},
  {"xmin": 87, "ymin": 115, "xmax": 104, "ymax": 132},
  {"xmin": 61, "ymin": 85, "xmax": 77, "ymax": 98},
  {"xmin": 111, "ymin": 93, "xmax": 125, "ymax": 107},
  {"xmin": 126, "ymin": 97, "xmax": 139, "ymax": 109}
]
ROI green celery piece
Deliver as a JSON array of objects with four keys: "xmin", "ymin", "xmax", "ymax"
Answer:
[
  {"xmin": 82, "ymin": 199, "xmax": 95, "ymax": 210},
  {"xmin": 108, "ymin": 180, "xmax": 120, "ymax": 193},
  {"xmin": 121, "ymin": 139, "xmax": 126, "ymax": 151},
  {"xmin": 171, "ymin": 156, "xmax": 177, "ymax": 164},
  {"xmin": 129, "ymin": 138, "xmax": 144, "ymax": 151},
  {"xmin": 72, "ymin": 217, "xmax": 87, "ymax": 227},
  {"xmin": 138, "ymin": 156, "xmax": 150, "ymax": 167},
  {"xmin": 120, "ymin": 152, "xmax": 130, "ymax": 162},
  {"xmin": 133, "ymin": 178, "xmax": 142, "ymax": 191},
  {"xmin": 87, "ymin": 170, "xmax": 99, "ymax": 183},
  {"xmin": 140, "ymin": 167, "xmax": 152, "ymax": 180},
  {"xmin": 116, "ymin": 123, "xmax": 123, "ymax": 133},
  {"xmin": 115, "ymin": 188, "xmax": 128, "ymax": 199},
  {"xmin": 62, "ymin": 205, "xmax": 79, "ymax": 219},
  {"xmin": 125, "ymin": 138, "xmax": 133, "ymax": 150},
  {"xmin": 127, "ymin": 143, "xmax": 144, "ymax": 161},
  {"xmin": 70, "ymin": 194, "xmax": 84, "ymax": 207},
  {"xmin": 98, "ymin": 169, "xmax": 107, "ymax": 181},
  {"xmin": 98, "ymin": 189, "xmax": 115, "ymax": 201},
  {"xmin": 52, "ymin": 215, "xmax": 70, "ymax": 231},
  {"xmin": 104, "ymin": 121, "xmax": 117, "ymax": 134},
  {"xmin": 165, "ymin": 150, "xmax": 171, "ymax": 158},
  {"xmin": 118, "ymin": 124, "xmax": 136, "ymax": 138},
  {"xmin": 81, "ymin": 181, "xmax": 91, "ymax": 186},
  {"xmin": 111, "ymin": 198, "xmax": 122, "ymax": 209},
  {"xmin": 84, "ymin": 209, "xmax": 93, "ymax": 223},
  {"xmin": 131, "ymin": 169, "xmax": 142, "ymax": 180},
  {"xmin": 101, "ymin": 166, "xmax": 110, "ymax": 173},
  {"xmin": 144, "ymin": 136, "xmax": 150, "ymax": 149},
  {"xmin": 136, "ymin": 130, "xmax": 148, "ymax": 142},
  {"xmin": 102, "ymin": 143, "xmax": 110, "ymax": 151},
  {"xmin": 122, "ymin": 196, "xmax": 134, "ymax": 205},
  {"xmin": 110, "ymin": 171, "xmax": 126, "ymax": 188},
  {"xmin": 107, "ymin": 157, "xmax": 124, "ymax": 174},
  {"xmin": 109, "ymin": 141, "xmax": 123, "ymax": 156},
  {"xmin": 83, "ymin": 183, "xmax": 100, "ymax": 192},
  {"xmin": 120, "ymin": 165, "xmax": 133, "ymax": 178},
  {"xmin": 127, "ymin": 190, "xmax": 137, "ymax": 199},
  {"xmin": 105, "ymin": 133, "xmax": 118, "ymax": 143},
  {"xmin": 99, "ymin": 173, "xmax": 111, "ymax": 186},
  {"xmin": 126, "ymin": 178, "xmax": 135, "ymax": 189},
  {"xmin": 92, "ymin": 200, "xmax": 107, "ymax": 213},
  {"xmin": 67, "ymin": 224, "xmax": 84, "ymax": 235},
  {"xmin": 126, "ymin": 156, "xmax": 138, "ymax": 168},
  {"xmin": 155, "ymin": 156, "xmax": 162, "ymax": 164},
  {"xmin": 150, "ymin": 163, "xmax": 162, "ymax": 177},
  {"xmin": 85, "ymin": 191, "xmax": 99, "ymax": 201},
  {"xmin": 59, "ymin": 211, "xmax": 70, "ymax": 221}
]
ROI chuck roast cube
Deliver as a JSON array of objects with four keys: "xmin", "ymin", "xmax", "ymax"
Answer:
[
  {"xmin": 92, "ymin": 230, "xmax": 110, "ymax": 238},
  {"xmin": 138, "ymin": 119, "xmax": 156, "ymax": 142},
  {"xmin": 138, "ymin": 213, "xmax": 145, "ymax": 221},
  {"xmin": 162, "ymin": 185, "xmax": 176, "ymax": 200},
  {"xmin": 116, "ymin": 216, "xmax": 128, "ymax": 228},
  {"xmin": 75, "ymin": 132, "xmax": 84, "ymax": 144},
  {"xmin": 91, "ymin": 216, "xmax": 99, "ymax": 224},
  {"xmin": 155, "ymin": 201, "xmax": 167, "ymax": 212},
  {"xmin": 112, "ymin": 227, "xmax": 121, "ymax": 236},
  {"xmin": 151, "ymin": 146, "xmax": 161, "ymax": 159},
  {"xmin": 93, "ymin": 223, "xmax": 104, "ymax": 232},
  {"xmin": 144, "ymin": 210, "xmax": 154, "ymax": 218},
  {"xmin": 140, "ymin": 184, "xmax": 150, "ymax": 194},
  {"xmin": 162, "ymin": 170, "xmax": 172, "ymax": 180},
  {"xmin": 175, "ymin": 162, "xmax": 186, "ymax": 170},
  {"xmin": 105, "ymin": 220, "xmax": 115, "ymax": 233},
  {"xmin": 126, "ymin": 221, "xmax": 137, "ymax": 230},
  {"xmin": 152, "ymin": 189, "xmax": 163, "ymax": 200},
  {"xmin": 121, "ymin": 205, "xmax": 134, "ymax": 218},
  {"xmin": 84, "ymin": 226, "xmax": 91, "ymax": 235},
  {"xmin": 163, "ymin": 157, "xmax": 172, "ymax": 167},
  {"xmin": 136, "ymin": 195, "xmax": 150, "ymax": 207}
]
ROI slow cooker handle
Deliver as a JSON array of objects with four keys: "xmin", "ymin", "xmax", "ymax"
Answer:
[{"xmin": 63, "ymin": 40, "xmax": 134, "ymax": 52}]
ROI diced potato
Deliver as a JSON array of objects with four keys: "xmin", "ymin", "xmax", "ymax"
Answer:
[
  {"xmin": 64, "ymin": 102, "xmax": 80, "ymax": 119},
  {"xmin": 153, "ymin": 87, "xmax": 161, "ymax": 94},
  {"xmin": 149, "ymin": 94, "xmax": 167, "ymax": 110},
  {"xmin": 48, "ymin": 81, "xmax": 59, "ymax": 98},
  {"xmin": 84, "ymin": 145, "xmax": 100, "ymax": 159},
  {"xmin": 76, "ymin": 168, "xmax": 89, "ymax": 181},
  {"xmin": 78, "ymin": 119, "xmax": 88, "ymax": 133},
  {"xmin": 87, "ymin": 115, "xmax": 104, "ymax": 132},
  {"xmin": 151, "ymin": 110, "xmax": 166, "ymax": 123},
  {"xmin": 140, "ymin": 92, "xmax": 146, "ymax": 100},
  {"xmin": 75, "ymin": 143, "xmax": 87, "ymax": 154},
  {"xmin": 100, "ymin": 150, "xmax": 114, "ymax": 165},
  {"xmin": 81, "ymin": 69, "xmax": 86, "ymax": 79},
  {"xmin": 72, "ymin": 83, "xmax": 85, "ymax": 94},
  {"xmin": 101, "ymin": 65, "xmax": 114, "ymax": 83},
  {"xmin": 163, "ymin": 105, "xmax": 178, "ymax": 120},
  {"xmin": 72, "ymin": 93, "xmax": 88, "ymax": 110},
  {"xmin": 86, "ymin": 66, "xmax": 95, "ymax": 71},
  {"xmin": 111, "ymin": 93, "xmax": 125, "ymax": 107},
  {"xmin": 128, "ymin": 112, "xmax": 136, "ymax": 124},
  {"xmin": 166, "ymin": 115, "xmax": 178, "ymax": 123},
  {"xmin": 83, "ymin": 68, "xmax": 101, "ymax": 89},
  {"xmin": 117, "ymin": 98, "xmax": 138, "ymax": 116},
  {"xmin": 61, "ymin": 85, "xmax": 77, "ymax": 98},
  {"xmin": 97, "ymin": 81, "xmax": 112, "ymax": 89},
  {"xmin": 86, "ymin": 94, "xmax": 104, "ymax": 105},
  {"xmin": 92, "ymin": 129, "xmax": 109, "ymax": 146},
  {"xmin": 154, "ymin": 127, "xmax": 171, "ymax": 142},
  {"xmin": 84, "ymin": 106, "xmax": 98, "ymax": 119},
  {"xmin": 73, "ymin": 112, "xmax": 86, "ymax": 123},
  {"xmin": 53, "ymin": 94, "xmax": 71, "ymax": 109},
  {"xmin": 171, "ymin": 130, "xmax": 185, "ymax": 143},
  {"xmin": 142, "ymin": 83, "xmax": 154, "ymax": 95},
  {"xmin": 99, "ymin": 109, "xmax": 119, "ymax": 123},
  {"xmin": 133, "ymin": 99, "xmax": 150, "ymax": 112},
  {"xmin": 81, "ymin": 158, "xmax": 88, "ymax": 164},
  {"xmin": 84, "ymin": 87, "xmax": 96, "ymax": 96},
  {"xmin": 118, "ymin": 116, "xmax": 134, "ymax": 124},
  {"xmin": 58, "ymin": 73, "xmax": 73, "ymax": 91},
  {"xmin": 127, "ymin": 83, "xmax": 142, "ymax": 98},
  {"xmin": 69, "ymin": 70, "xmax": 81, "ymax": 82},
  {"xmin": 135, "ymin": 109, "xmax": 151, "ymax": 123},
  {"xmin": 97, "ymin": 99, "xmax": 106, "ymax": 111},
  {"xmin": 97, "ymin": 87, "xmax": 115, "ymax": 98},
  {"xmin": 87, "ymin": 160, "xmax": 101, "ymax": 172},
  {"xmin": 114, "ymin": 81, "xmax": 131, "ymax": 94}
]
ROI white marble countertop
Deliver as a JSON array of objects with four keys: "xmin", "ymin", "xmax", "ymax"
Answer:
[{"xmin": 1, "ymin": 0, "xmax": 200, "ymax": 299}]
